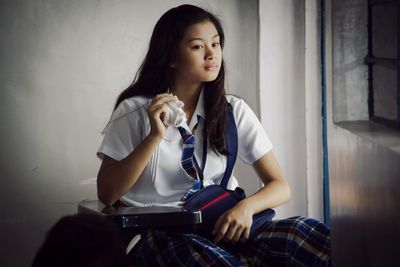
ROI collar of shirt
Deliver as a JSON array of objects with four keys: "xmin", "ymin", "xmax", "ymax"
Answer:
[{"xmin": 182, "ymin": 88, "xmax": 205, "ymax": 134}]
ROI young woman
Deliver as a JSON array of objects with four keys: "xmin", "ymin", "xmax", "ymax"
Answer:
[{"xmin": 97, "ymin": 4, "xmax": 330, "ymax": 267}]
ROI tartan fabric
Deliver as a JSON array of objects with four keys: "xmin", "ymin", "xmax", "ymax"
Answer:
[
  {"xmin": 128, "ymin": 216, "xmax": 331, "ymax": 267},
  {"xmin": 130, "ymin": 230, "xmax": 244, "ymax": 267}
]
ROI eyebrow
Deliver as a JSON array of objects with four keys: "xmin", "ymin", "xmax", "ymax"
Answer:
[{"xmin": 187, "ymin": 34, "xmax": 220, "ymax": 43}]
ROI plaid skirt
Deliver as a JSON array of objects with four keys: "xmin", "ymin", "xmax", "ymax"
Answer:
[{"xmin": 128, "ymin": 216, "xmax": 331, "ymax": 267}]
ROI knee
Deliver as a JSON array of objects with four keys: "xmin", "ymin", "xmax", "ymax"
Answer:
[
  {"xmin": 296, "ymin": 216, "xmax": 330, "ymax": 234},
  {"xmin": 287, "ymin": 216, "xmax": 330, "ymax": 244}
]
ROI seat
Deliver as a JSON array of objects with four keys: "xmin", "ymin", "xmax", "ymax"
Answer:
[{"xmin": 78, "ymin": 200, "xmax": 203, "ymax": 248}]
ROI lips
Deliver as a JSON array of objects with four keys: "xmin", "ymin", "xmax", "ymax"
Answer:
[{"xmin": 205, "ymin": 64, "xmax": 218, "ymax": 70}]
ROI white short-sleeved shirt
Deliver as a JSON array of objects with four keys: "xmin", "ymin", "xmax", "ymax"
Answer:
[{"xmin": 97, "ymin": 90, "xmax": 273, "ymax": 207}]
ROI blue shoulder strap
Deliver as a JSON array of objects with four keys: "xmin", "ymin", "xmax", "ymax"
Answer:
[{"xmin": 220, "ymin": 103, "xmax": 238, "ymax": 188}]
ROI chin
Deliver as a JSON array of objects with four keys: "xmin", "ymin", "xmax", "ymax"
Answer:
[{"xmin": 201, "ymin": 74, "xmax": 220, "ymax": 82}]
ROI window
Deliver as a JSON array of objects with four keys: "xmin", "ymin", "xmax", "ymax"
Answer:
[{"xmin": 365, "ymin": 0, "xmax": 400, "ymax": 129}]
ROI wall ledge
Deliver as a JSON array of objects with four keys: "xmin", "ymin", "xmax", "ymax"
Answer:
[{"xmin": 335, "ymin": 121, "xmax": 400, "ymax": 154}]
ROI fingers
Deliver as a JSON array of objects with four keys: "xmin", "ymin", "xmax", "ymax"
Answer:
[
  {"xmin": 224, "ymin": 224, "xmax": 240, "ymax": 243},
  {"xmin": 213, "ymin": 214, "xmax": 229, "ymax": 244},
  {"xmin": 231, "ymin": 226, "xmax": 245, "ymax": 243},
  {"xmin": 212, "ymin": 212, "xmax": 224, "ymax": 235},
  {"xmin": 151, "ymin": 93, "xmax": 177, "ymax": 108},
  {"xmin": 146, "ymin": 93, "xmax": 178, "ymax": 139},
  {"xmin": 240, "ymin": 228, "xmax": 250, "ymax": 243},
  {"xmin": 151, "ymin": 104, "xmax": 169, "ymax": 126},
  {"xmin": 213, "ymin": 213, "xmax": 250, "ymax": 244},
  {"xmin": 147, "ymin": 93, "xmax": 177, "ymax": 120}
]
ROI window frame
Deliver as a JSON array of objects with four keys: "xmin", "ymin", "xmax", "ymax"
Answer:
[{"xmin": 366, "ymin": 0, "xmax": 400, "ymax": 129}]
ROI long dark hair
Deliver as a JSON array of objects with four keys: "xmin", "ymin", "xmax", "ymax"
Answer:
[{"xmin": 114, "ymin": 4, "xmax": 228, "ymax": 155}]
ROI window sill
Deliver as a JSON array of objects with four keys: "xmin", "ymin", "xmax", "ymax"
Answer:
[{"xmin": 335, "ymin": 121, "xmax": 400, "ymax": 154}]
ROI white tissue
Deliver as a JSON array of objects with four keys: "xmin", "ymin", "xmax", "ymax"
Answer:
[{"xmin": 165, "ymin": 100, "xmax": 187, "ymax": 127}]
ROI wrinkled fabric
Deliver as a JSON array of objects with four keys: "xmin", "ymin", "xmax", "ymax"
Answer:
[{"xmin": 128, "ymin": 216, "xmax": 331, "ymax": 267}]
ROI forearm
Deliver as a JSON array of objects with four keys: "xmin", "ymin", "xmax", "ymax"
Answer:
[
  {"xmin": 97, "ymin": 134, "xmax": 161, "ymax": 206},
  {"xmin": 212, "ymin": 176, "xmax": 290, "ymax": 243},
  {"xmin": 242, "ymin": 151, "xmax": 291, "ymax": 215},
  {"xmin": 241, "ymin": 179, "xmax": 291, "ymax": 215}
]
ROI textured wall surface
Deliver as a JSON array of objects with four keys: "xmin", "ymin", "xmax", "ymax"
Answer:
[
  {"xmin": 327, "ymin": 0, "xmax": 400, "ymax": 266},
  {"xmin": 371, "ymin": 5, "xmax": 398, "ymax": 120},
  {"xmin": 332, "ymin": 0, "xmax": 369, "ymax": 122},
  {"xmin": 329, "ymin": 123, "xmax": 400, "ymax": 266},
  {"xmin": 0, "ymin": 1, "xmax": 258, "ymax": 265}
]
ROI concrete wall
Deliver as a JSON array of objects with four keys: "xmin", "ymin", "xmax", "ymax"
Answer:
[
  {"xmin": 0, "ymin": 1, "xmax": 258, "ymax": 266},
  {"xmin": 332, "ymin": 0, "xmax": 369, "ymax": 122},
  {"xmin": 371, "ymin": 4, "xmax": 398, "ymax": 121},
  {"xmin": 326, "ymin": 0, "xmax": 400, "ymax": 266},
  {"xmin": 329, "ymin": 122, "xmax": 400, "ymax": 266}
]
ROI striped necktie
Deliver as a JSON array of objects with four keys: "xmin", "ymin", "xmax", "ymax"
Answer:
[
  {"xmin": 178, "ymin": 126, "xmax": 198, "ymax": 179},
  {"xmin": 178, "ymin": 119, "xmax": 202, "ymax": 201}
]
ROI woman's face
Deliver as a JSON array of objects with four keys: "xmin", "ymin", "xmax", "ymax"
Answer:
[{"xmin": 173, "ymin": 21, "xmax": 222, "ymax": 84}]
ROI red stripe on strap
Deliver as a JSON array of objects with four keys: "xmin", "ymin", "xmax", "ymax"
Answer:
[{"xmin": 199, "ymin": 192, "xmax": 231, "ymax": 211}]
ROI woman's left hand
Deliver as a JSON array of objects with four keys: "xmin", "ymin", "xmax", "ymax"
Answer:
[{"xmin": 212, "ymin": 200, "xmax": 254, "ymax": 244}]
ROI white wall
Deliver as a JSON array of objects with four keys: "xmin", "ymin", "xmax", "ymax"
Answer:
[
  {"xmin": 304, "ymin": 0, "xmax": 324, "ymax": 221},
  {"xmin": 259, "ymin": 0, "xmax": 324, "ymax": 220},
  {"xmin": 0, "ymin": 1, "xmax": 258, "ymax": 266},
  {"xmin": 0, "ymin": 0, "xmax": 325, "ymax": 265}
]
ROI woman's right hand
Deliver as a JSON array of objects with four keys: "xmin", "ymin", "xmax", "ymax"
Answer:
[{"xmin": 146, "ymin": 93, "xmax": 178, "ymax": 140}]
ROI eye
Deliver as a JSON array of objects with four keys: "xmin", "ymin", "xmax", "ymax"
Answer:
[
  {"xmin": 212, "ymin": 42, "xmax": 220, "ymax": 47},
  {"xmin": 192, "ymin": 45, "xmax": 204, "ymax": 50}
]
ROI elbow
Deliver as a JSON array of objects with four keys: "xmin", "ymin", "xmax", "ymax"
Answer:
[
  {"xmin": 97, "ymin": 191, "xmax": 116, "ymax": 207},
  {"xmin": 283, "ymin": 180, "xmax": 292, "ymax": 203},
  {"xmin": 97, "ymin": 178, "xmax": 117, "ymax": 207}
]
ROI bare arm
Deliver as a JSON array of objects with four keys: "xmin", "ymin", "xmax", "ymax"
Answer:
[
  {"xmin": 97, "ymin": 135, "xmax": 162, "ymax": 206},
  {"xmin": 241, "ymin": 150, "xmax": 291, "ymax": 213},
  {"xmin": 212, "ymin": 151, "xmax": 291, "ymax": 243},
  {"xmin": 97, "ymin": 93, "xmax": 177, "ymax": 206}
]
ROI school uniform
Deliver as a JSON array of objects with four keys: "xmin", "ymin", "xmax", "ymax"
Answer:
[{"xmin": 97, "ymin": 89, "xmax": 331, "ymax": 266}]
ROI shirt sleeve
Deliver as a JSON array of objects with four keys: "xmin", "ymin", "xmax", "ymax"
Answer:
[
  {"xmin": 97, "ymin": 100, "xmax": 146, "ymax": 161},
  {"xmin": 230, "ymin": 97, "xmax": 273, "ymax": 164}
]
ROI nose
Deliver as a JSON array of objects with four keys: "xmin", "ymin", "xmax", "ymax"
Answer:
[{"xmin": 205, "ymin": 45, "xmax": 215, "ymax": 60}]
